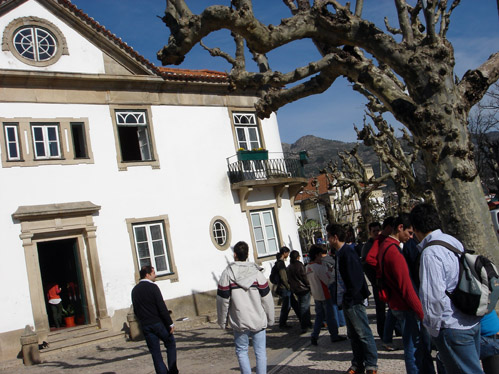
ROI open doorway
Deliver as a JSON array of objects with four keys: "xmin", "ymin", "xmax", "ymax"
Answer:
[{"xmin": 37, "ymin": 238, "xmax": 89, "ymax": 330}]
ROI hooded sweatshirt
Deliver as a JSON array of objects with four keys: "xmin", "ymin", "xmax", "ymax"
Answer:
[{"xmin": 217, "ymin": 261, "xmax": 275, "ymax": 332}]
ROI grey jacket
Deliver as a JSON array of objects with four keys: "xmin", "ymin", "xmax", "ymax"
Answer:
[{"xmin": 217, "ymin": 261, "xmax": 275, "ymax": 332}]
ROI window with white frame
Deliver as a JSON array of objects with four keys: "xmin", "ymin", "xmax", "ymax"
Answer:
[
  {"xmin": 4, "ymin": 124, "xmax": 21, "ymax": 161},
  {"xmin": 233, "ymin": 113, "xmax": 261, "ymax": 150},
  {"xmin": 133, "ymin": 222, "xmax": 171, "ymax": 275},
  {"xmin": 0, "ymin": 118, "xmax": 93, "ymax": 167},
  {"xmin": 115, "ymin": 110, "xmax": 152, "ymax": 162},
  {"xmin": 31, "ymin": 123, "xmax": 60, "ymax": 159},
  {"xmin": 13, "ymin": 26, "xmax": 57, "ymax": 62},
  {"xmin": 213, "ymin": 220, "xmax": 228, "ymax": 246},
  {"xmin": 250, "ymin": 209, "xmax": 279, "ymax": 257}
]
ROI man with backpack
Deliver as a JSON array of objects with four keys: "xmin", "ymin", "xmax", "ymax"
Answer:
[
  {"xmin": 410, "ymin": 203, "xmax": 483, "ymax": 374},
  {"xmin": 376, "ymin": 213, "xmax": 434, "ymax": 374}
]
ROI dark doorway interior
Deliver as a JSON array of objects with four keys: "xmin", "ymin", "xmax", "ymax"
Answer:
[{"xmin": 38, "ymin": 238, "xmax": 89, "ymax": 330}]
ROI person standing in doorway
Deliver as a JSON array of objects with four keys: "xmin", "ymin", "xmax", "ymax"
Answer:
[
  {"xmin": 47, "ymin": 282, "xmax": 62, "ymax": 328},
  {"xmin": 131, "ymin": 266, "xmax": 178, "ymax": 374},
  {"xmin": 217, "ymin": 241, "xmax": 274, "ymax": 374}
]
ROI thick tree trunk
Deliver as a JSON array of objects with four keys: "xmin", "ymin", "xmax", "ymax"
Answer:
[{"xmin": 414, "ymin": 115, "xmax": 499, "ymax": 262}]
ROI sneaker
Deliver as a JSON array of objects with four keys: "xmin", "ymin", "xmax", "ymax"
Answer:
[
  {"xmin": 279, "ymin": 324, "xmax": 292, "ymax": 329},
  {"xmin": 331, "ymin": 335, "xmax": 347, "ymax": 343},
  {"xmin": 346, "ymin": 367, "xmax": 365, "ymax": 374},
  {"xmin": 311, "ymin": 337, "xmax": 318, "ymax": 346},
  {"xmin": 382, "ymin": 343, "xmax": 396, "ymax": 351},
  {"xmin": 366, "ymin": 370, "xmax": 377, "ymax": 374}
]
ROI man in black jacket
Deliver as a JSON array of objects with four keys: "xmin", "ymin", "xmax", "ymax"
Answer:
[
  {"xmin": 327, "ymin": 223, "xmax": 378, "ymax": 374},
  {"xmin": 275, "ymin": 246, "xmax": 300, "ymax": 328},
  {"xmin": 131, "ymin": 266, "xmax": 178, "ymax": 374}
]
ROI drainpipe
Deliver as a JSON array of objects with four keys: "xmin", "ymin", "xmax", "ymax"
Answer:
[{"xmin": 317, "ymin": 202, "xmax": 325, "ymax": 242}]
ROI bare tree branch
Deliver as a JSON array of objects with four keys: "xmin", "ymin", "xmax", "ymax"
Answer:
[
  {"xmin": 459, "ymin": 53, "xmax": 499, "ymax": 111},
  {"xmin": 394, "ymin": 0, "xmax": 413, "ymax": 44}
]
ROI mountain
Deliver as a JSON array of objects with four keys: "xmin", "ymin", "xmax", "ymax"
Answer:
[{"xmin": 282, "ymin": 135, "xmax": 384, "ymax": 177}]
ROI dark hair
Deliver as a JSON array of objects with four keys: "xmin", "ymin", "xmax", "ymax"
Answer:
[
  {"xmin": 382, "ymin": 216, "xmax": 395, "ymax": 229},
  {"xmin": 233, "ymin": 241, "xmax": 249, "ymax": 261},
  {"xmin": 321, "ymin": 244, "xmax": 328, "ymax": 255},
  {"xmin": 275, "ymin": 252, "xmax": 282, "ymax": 260},
  {"xmin": 279, "ymin": 246, "xmax": 291, "ymax": 255},
  {"xmin": 308, "ymin": 244, "xmax": 323, "ymax": 261},
  {"xmin": 392, "ymin": 213, "xmax": 412, "ymax": 231},
  {"xmin": 410, "ymin": 203, "xmax": 442, "ymax": 233},
  {"xmin": 344, "ymin": 225, "xmax": 355, "ymax": 242},
  {"xmin": 290, "ymin": 250, "xmax": 300, "ymax": 263},
  {"xmin": 326, "ymin": 223, "xmax": 347, "ymax": 242},
  {"xmin": 139, "ymin": 265, "xmax": 154, "ymax": 279},
  {"xmin": 368, "ymin": 221, "xmax": 381, "ymax": 230}
]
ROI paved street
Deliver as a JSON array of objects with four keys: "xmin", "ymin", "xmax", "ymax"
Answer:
[{"xmin": 1, "ymin": 304, "xmax": 408, "ymax": 374}]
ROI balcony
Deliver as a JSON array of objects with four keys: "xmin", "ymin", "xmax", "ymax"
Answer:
[{"xmin": 227, "ymin": 151, "xmax": 309, "ymax": 210}]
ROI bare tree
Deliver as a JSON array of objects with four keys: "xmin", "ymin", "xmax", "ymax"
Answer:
[
  {"xmin": 297, "ymin": 217, "xmax": 321, "ymax": 249},
  {"xmin": 159, "ymin": 1, "xmax": 499, "ymax": 260},
  {"xmin": 322, "ymin": 146, "xmax": 391, "ymax": 234},
  {"xmin": 469, "ymin": 83, "xmax": 499, "ymax": 193},
  {"xmin": 355, "ymin": 106, "xmax": 435, "ymax": 211}
]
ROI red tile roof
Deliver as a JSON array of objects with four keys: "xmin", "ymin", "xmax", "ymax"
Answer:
[
  {"xmin": 0, "ymin": 0, "xmax": 229, "ymax": 84},
  {"xmin": 295, "ymin": 174, "xmax": 334, "ymax": 202},
  {"xmin": 158, "ymin": 67, "xmax": 228, "ymax": 83}
]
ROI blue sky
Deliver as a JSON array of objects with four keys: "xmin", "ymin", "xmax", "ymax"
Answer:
[{"xmin": 71, "ymin": 0, "xmax": 499, "ymax": 143}]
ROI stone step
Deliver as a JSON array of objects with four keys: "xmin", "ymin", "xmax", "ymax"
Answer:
[
  {"xmin": 173, "ymin": 312, "xmax": 217, "ymax": 331},
  {"xmin": 39, "ymin": 325, "xmax": 125, "ymax": 357}
]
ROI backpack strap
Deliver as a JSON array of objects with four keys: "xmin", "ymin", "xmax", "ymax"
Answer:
[
  {"xmin": 423, "ymin": 240, "xmax": 462, "ymax": 256},
  {"xmin": 380, "ymin": 243, "xmax": 399, "ymax": 280}
]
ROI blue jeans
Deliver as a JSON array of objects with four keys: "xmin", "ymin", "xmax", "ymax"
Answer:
[
  {"xmin": 234, "ymin": 329, "xmax": 266, "ymax": 374},
  {"xmin": 481, "ymin": 334, "xmax": 499, "ymax": 360},
  {"xmin": 328, "ymin": 282, "xmax": 345, "ymax": 327},
  {"xmin": 343, "ymin": 303, "xmax": 378, "ymax": 371},
  {"xmin": 142, "ymin": 322, "xmax": 178, "ymax": 374},
  {"xmin": 312, "ymin": 299, "xmax": 339, "ymax": 339},
  {"xmin": 383, "ymin": 308, "xmax": 404, "ymax": 343},
  {"xmin": 333, "ymin": 304, "xmax": 346, "ymax": 327},
  {"xmin": 296, "ymin": 292, "xmax": 311, "ymax": 329},
  {"xmin": 278, "ymin": 289, "xmax": 300, "ymax": 326},
  {"xmin": 392, "ymin": 310, "xmax": 435, "ymax": 374},
  {"xmin": 432, "ymin": 324, "xmax": 483, "ymax": 374}
]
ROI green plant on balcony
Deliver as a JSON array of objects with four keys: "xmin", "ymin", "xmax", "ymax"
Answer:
[{"xmin": 237, "ymin": 148, "xmax": 268, "ymax": 161}]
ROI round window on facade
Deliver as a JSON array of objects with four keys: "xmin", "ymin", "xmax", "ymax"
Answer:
[
  {"xmin": 2, "ymin": 17, "xmax": 69, "ymax": 67},
  {"xmin": 14, "ymin": 26, "xmax": 57, "ymax": 62},
  {"xmin": 210, "ymin": 216, "xmax": 231, "ymax": 251}
]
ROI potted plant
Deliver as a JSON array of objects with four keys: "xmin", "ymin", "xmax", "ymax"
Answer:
[
  {"xmin": 237, "ymin": 148, "xmax": 268, "ymax": 161},
  {"xmin": 62, "ymin": 303, "xmax": 76, "ymax": 327}
]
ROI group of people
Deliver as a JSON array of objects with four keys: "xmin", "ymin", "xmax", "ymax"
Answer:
[
  {"xmin": 130, "ymin": 202, "xmax": 499, "ymax": 374},
  {"xmin": 359, "ymin": 203, "xmax": 499, "ymax": 374}
]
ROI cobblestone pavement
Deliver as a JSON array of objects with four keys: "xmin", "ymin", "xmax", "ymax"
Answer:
[{"xmin": 1, "ymin": 304, "xmax": 409, "ymax": 374}]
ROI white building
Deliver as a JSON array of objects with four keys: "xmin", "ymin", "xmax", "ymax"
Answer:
[{"xmin": 0, "ymin": 0, "xmax": 307, "ymax": 361}]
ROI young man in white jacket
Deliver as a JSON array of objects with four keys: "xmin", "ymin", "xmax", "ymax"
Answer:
[{"xmin": 217, "ymin": 241, "xmax": 275, "ymax": 374}]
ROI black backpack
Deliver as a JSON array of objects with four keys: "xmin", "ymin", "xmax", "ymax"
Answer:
[
  {"xmin": 424, "ymin": 240, "xmax": 499, "ymax": 317},
  {"xmin": 269, "ymin": 261, "xmax": 281, "ymax": 285}
]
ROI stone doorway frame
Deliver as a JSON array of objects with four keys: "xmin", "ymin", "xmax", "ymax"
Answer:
[{"xmin": 12, "ymin": 201, "xmax": 111, "ymax": 341}]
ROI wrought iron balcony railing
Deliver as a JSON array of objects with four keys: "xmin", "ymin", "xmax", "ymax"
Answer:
[{"xmin": 227, "ymin": 151, "xmax": 307, "ymax": 184}]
